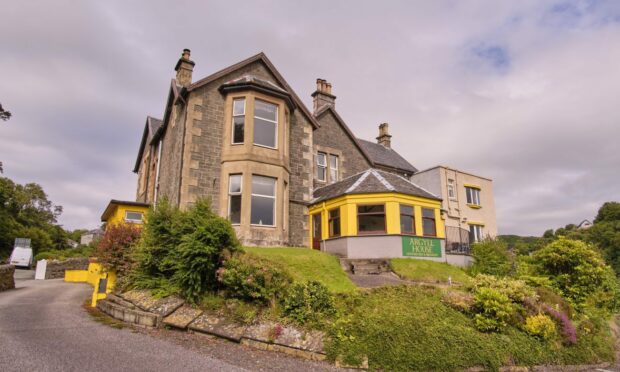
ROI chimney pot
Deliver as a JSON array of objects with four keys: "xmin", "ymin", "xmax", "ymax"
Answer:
[
  {"xmin": 175, "ymin": 48, "xmax": 195, "ymax": 87},
  {"xmin": 312, "ymin": 78, "xmax": 336, "ymax": 113},
  {"xmin": 376, "ymin": 122, "xmax": 392, "ymax": 148}
]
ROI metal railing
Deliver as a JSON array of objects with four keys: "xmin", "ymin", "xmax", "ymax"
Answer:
[{"xmin": 445, "ymin": 226, "xmax": 471, "ymax": 255}]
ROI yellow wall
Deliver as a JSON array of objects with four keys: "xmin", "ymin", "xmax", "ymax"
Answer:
[
  {"xmin": 64, "ymin": 261, "xmax": 117, "ymax": 307},
  {"xmin": 308, "ymin": 193, "xmax": 445, "ymax": 244},
  {"xmin": 105, "ymin": 204, "xmax": 149, "ymax": 227}
]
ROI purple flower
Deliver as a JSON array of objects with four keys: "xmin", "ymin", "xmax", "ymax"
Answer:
[{"xmin": 541, "ymin": 303, "xmax": 577, "ymax": 344}]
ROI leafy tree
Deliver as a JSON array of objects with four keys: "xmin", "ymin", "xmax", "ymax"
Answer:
[
  {"xmin": 542, "ymin": 229, "xmax": 554, "ymax": 239},
  {"xmin": 532, "ymin": 238, "xmax": 613, "ymax": 307},
  {"xmin": 594, "ymin": 202, "xmax": 620, "ymax": 223},
  {"xmin": 0, "ymin": 176, "xmax": 65, "ymax": 257},
  {"xmin": 470, "ymin": 238, "xmax": 513, "ymax": 276},
  {"xmin": 0, "ymin": 103, "xmax": 11, "ymax": 121}
]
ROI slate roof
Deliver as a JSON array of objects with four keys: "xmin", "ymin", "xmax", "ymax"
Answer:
[
  {"xmin": 357, "ymin": 139, "xmax": 418, "ymax": 174},
  {"xmin": 312, "ymin": 168, "xmax": 440, "ymax": 204},
  {"xmin": 133, "ymin": 116, "xmax": 163, "ymax": 173},
  {"xmin": 147, "ymin": 117, "xmax": 163, "ymax": 137}
]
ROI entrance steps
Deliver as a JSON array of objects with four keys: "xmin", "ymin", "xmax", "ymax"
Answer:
[{"xmin": 340, "ymin": 259, "xmax": 391, "ymax": 275}]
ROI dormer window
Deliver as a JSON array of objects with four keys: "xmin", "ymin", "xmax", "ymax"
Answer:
[
  {"xmin": 232, "ymin": 98, "xmax": 245, "ymax": 144},
  {"xmin": 253, "ymin": 99, "xmax": 278, "ymax": 148}
]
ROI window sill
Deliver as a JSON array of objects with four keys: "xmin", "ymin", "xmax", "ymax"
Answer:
[
  {"xmin": 253, "ymin": 143, "xmax": 278, "ymax": 150},
  {"xmin": 467, "ymin": 204, "xmax": 482, "ymax": 209},
  {"xmin": 250, "ymin": 224, "xmax": 276, "ymax": 228},
  {"xmin": 124, "ymin": 220, "xmax": 143, "ymax": 224},
  {"xmin": 357, "ymin": 231, "xmax": 387, "ymax": 236}
]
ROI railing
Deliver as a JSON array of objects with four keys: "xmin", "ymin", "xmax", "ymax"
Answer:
[{"xmin": 445, "ymin": 226, "xmax": 472, "ymax": 255}]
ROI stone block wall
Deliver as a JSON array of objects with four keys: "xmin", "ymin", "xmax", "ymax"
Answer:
[
  {"xmin": 0, "ymin": 265, "xmax": 15, "ymax": 291},
  {"xmin": 44, "ymin": 257, "xmax": 89, "ymax": 279}
]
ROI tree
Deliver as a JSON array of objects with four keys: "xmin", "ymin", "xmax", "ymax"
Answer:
[
  {"xmin": 470, "ymin": 238, "xmax": 514, "ymax": 276},
  {"xmin": 0, "ymin": 176, "xmax": 65, "ymax": 257},
  {"xmin": 594, "ymin": 202, "xmax": 620, "ymax": 223},
  {"xmin": 0, "ymin": 103, "xmax": 10, "ymax": 121}
]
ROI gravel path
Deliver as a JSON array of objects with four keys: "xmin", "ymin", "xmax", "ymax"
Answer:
[{"xmin": 0, "ymin": 276, "xmax": 345, "ymax": 372}]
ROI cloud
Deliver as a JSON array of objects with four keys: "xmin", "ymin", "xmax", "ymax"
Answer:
[{"xmin": 0, "ymin": 0, "xmax": 619, "ymax": 236}]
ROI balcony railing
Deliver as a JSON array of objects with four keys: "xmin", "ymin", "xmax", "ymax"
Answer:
[{"xmin": 445, "ymin": 226, "xmax": 472, "ymax": 255}]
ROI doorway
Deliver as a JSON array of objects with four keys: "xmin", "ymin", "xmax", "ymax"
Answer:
[{"xmin": 312, "ymin": 213, "xmax": 322, "ymax": 250}]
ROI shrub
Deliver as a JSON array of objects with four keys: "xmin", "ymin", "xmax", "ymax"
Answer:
[
  {"xmin": 217, "ymin": 252, "xmax": 292, "ymax": 304},
  {"xmin": 441, "ymin": 290, "xmax": 474, "ymax": 313},
  {"xmin": 535, "ymin": 287, "xmax": 573, "ymax": 318},
  {"xmin": 471, "ymin": 274, "xmax": 534, "ymax": 303},
  {"xmin": 96, "ymin": 223, "xmax": 141, "ymax": 277},
  {"xmin": 470, "ymin": 238, "xmax": 513, "ymax": 276},
  {"xmin": 472, "ymin": 287, "xmax": 514, "ymax": 332},
  {"xmin": 282, "ymin": 281, "xmax": 336, "ymax": 324},
  {"xmin": 524, "ymin": 314, "xmax": 556, "ymax": 340},
  {"xmin": 541, "ymin": 303, "xmax": 577, "ymax": 345},
  {"xmin": 172, "ymin": 201, "xmax": 240, "ymax": 304},
  {"xmin": 533, "ymin": 238, "xmax": 612, "ymax": 307}
]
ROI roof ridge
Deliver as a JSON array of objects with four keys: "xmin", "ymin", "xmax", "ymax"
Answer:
[
  {"xmin": 345, "ymin": 169, "xmax": 372, "ymax": 193},
  {"xmin": 370, "ymin": 169, "xmax": 395, "ymax": 191}
]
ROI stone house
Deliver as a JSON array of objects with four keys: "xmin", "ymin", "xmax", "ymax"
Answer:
[{"xmin": 132, "ymin": 50, "xmax": 453, "ymax": 260}]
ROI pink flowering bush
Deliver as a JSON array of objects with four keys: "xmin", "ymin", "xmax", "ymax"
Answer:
[{"xmin": 96, "ymin": 223, "xmax": 142, "ymax": 277}]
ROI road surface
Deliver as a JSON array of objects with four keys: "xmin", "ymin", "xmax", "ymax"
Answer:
[{"xmin": 0, "ymin": 272, "xmax": 340, "ymax": 372}]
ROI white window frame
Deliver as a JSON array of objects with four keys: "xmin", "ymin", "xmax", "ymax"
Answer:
[
  {"xmin": 250, "ymin": 175, "xmax": 276, "ymax": 227},
  {"xmin": 470, "ymin": 225, "xmax": 483, "ymax": 242},
  {"xmin": 253, "ymin": 99, "xmax": 278, "ymax": 149},
  {"xmin": 329, "ymin": 154, "xmax": 339, "ymax": 183},
  {"xmin": 317, "ymin": 152, "xmax": 327, "ymax": 182},
  {"xmin": 228, "ymin": 174, "xmax": 242, "ymax": 225},
  {"xmin": 447, "ymin": 179, "xmax": 456, "ymax": 200},
  {"xmin": 124, "ymin": 211, "xmax": 143, "ymax": 224},
  {"xmin": 466, "ymin": 186, "xmax": 481, "ymax": 206},
  {"xmin": 231, "ymin": 98, "xmax": 246, "ymax": 145}
]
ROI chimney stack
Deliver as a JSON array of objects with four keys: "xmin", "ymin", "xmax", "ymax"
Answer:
[
  {"xmin": 311, "ymin": 78, "xmax": 336, "ymax": 113},
  {"xmin": 377, "ymin": 123, "xmax": 392, "ymax": 148},
  {"xmin": 174, "ymin": 48, "xmax": 195, "ymax": 87}
]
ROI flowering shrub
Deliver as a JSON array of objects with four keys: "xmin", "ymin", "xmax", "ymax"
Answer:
[
  {"xmin": 96, "ymin": 223, "xmax": 141, "ymax": 277},
  {"xmin": 541, "ymin": 303, "xmax": 577, "ymax": 344},
  {"xmin": 282, "ymin": 281, "xmax": 336, "ymax": 324},
  {"xmin": 217, "ymin": 253, "xmax": 292, "ymax": 304},
  {"xmin": 471, "ymin": 274, "xmax": 534, "ymax": 303},
  {"xmin": 524, "ymin": 314, "xmax": 556, "ymax": 340}
]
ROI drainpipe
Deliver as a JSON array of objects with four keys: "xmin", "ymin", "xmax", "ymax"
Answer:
[{"xmin": 153, "ymin": 139, "xmax": 163, "ymax": 205}]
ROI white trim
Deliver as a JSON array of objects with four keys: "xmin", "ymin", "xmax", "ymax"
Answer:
[
  {"xmin": 253, "ymin": 99, "xmax": 278, "ymax": 149},
  {"xmin": 231, "ymin": 98, "xmax": 245, "ymax": 145},
  {"xmin": 228, "ymin": 174, "xmax": 242, "ymax": 225},
  {"xmin": 370, "ymin": 169, "xmax": 395, "ymax": 191},
  {"xmin": 329, "ymin": 154, "xmax": 339, "ymax": 183},
  {"xmin": 124, "ymin": 211, "xmax": 144, "ymax": 223},
  {"xmin": 346, "ymin": 169, "xmax": 372, "ymax": 193},
  {"xmin": 250, "ymin": 175, "xmax": 277, "ymax": 227},
  {"xmin": 317, "ymin": 152, "xmax": 327, "ymax": 182}
]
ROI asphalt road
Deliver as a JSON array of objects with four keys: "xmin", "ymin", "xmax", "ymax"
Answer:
[
  {"xmin": 0, "ymin": 275, "xmax": 247, "ymax": 372},
  {"xmin": 1, "ymin": 273, "xmax": 342, "ymax": 372}
]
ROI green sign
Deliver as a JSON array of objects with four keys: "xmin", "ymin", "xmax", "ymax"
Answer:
[{"xmin": 401, "ymin": 236, "xmax": 442, "ymax": 258}]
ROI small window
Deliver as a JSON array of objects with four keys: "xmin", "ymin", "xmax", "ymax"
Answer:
[
  {"xmin": 465, "ymin": 186, "xmax": 481, "ymax": 206},
  {"xmin": 253, "ymin": 100, "xmax": 278, "ymax": 148},
  {"xmin": 400, "ymin": 205, "xmax": 415, "ymax": 235},
  {"xmin": 422, "ymin": 208, "xmax": 436, "ymax": 236},
  {"xmin": 317, "ymin": 152, "xmax": 327, "ymax": 182},
  {"xmin": 251, "ymin": 175, "xmax": 276, "ymax": 226},
  {"xmin": 232, "ymin": 98, "xmax": 245, "ymax": 144},
  {"xmin": 357, "ymin": 205, "xmax": 386, "ymax": 234},
  {"xmin": 447, "ymin": 179, "xmax": 456, "ymax": 199},
  {"xmin": 328, "ymin": 208, "xmax": 341, "ymax": 237},
  {"xmin": 125, "ymin": 211, "xmax": 143, "ymax": 223},
  {"xmin": 470, "ymin": 225, "xmax": 483, "ymax": 242},
  {"xmin": 228, "ymin": 174, "xmax": 242, "ymax": 224},
  {"xmin": 329, "ymin": 154, "xmax": 339, "ymax": 183}
]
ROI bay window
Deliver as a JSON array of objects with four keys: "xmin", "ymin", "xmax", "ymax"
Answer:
[
  {"xmin": 357, "ymin": 205, "xmax": 386, "ymax": 234},
  {"xmin": 232, "ymin": 99, "xmax": 245, "ymax": 144},
  {"xmin": 251, "ymin": 175, "xmax": 276, "ymax": 226},
  {"xmin": 422, "ymin": 208, "xmax": 436, "ymax": 236},
  {"xmin": 328, "ymin": 208, "xmax": 341, "ymax": 237},
  {"xmin": 400, "ymin": 204, "xmax": 415, "ymax": 235},
  {"xmin": 228, "ymin": 174, "xmax": 242, "ymax": 224},
  {"xmin": 253, "ymin": 99, "xmax": 278, "ymax": 148}
]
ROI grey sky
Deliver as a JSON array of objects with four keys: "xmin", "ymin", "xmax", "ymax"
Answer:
[{"xmin": 1, "ymin": 1, "xmax": 619, "ymax": 235}]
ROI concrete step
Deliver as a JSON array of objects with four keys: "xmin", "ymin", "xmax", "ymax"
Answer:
[
  {"xmin": 96, "ymin": 299, "xmax": 158, "ymax": 327},
  {"xmin": 348, "ymin": 259, "xmax": 391, "ymax": 275}
]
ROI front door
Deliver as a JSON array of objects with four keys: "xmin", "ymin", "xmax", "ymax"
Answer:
[{"xmin": 312, "ymin": 213, "xmax": 322, "ymax": 250}]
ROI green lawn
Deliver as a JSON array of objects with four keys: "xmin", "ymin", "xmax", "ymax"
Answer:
[
  {"xmin": 244, "ymin": 247, "xmax": 357, "ymax": 293},
  {"xmin": 391, "ymin": 258, "xmax": 472, "ymax": 284}
]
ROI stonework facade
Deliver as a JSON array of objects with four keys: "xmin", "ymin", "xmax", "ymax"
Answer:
[{"xmin": 134, "ymin": 51, "xmax": 429, "ymax": 247}]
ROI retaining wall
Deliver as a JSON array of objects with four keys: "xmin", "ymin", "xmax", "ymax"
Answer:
[
  {"xmin": 0, "ymin": 265, "xmax": 15, "ymax": 291},
  {"xmin": 44, "ymin": 257, "xmax": 89, "ymax": 279}
]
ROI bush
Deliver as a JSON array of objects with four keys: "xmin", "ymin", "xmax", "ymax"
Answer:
[
  {"xmin": 533, "ymin": 238, "xmax": 613, "ymax": 307},
  {"xmin": 471, "ymin": 274, "xmax": 534, "ymax": 303},
  {"xmin": 442, "ymin": 290, "xmax": 474, "ymax": 313},
  {"xmin": 472, "ymin": 287, "xmax": 514, "ymax": 332},
  {"xmin": 541, "ymin": 303, "xmax": 577, "ymax": 344},
  {"xmin": 524, "ymin": 314, "xmax": 556, "ymax": 340},
  {"xmin": 217, "ymin": 252, "xmax": 292, "ymax": 304},
  {"xmin": 282, "ymin": 281, "xmax": 336, "ymax": 324},
  {"xmin": 470, "ymin": 238, "xmax": 513, "ymax": 276},
  {"xmin": 96, "ymin": 223, "xmax": 141, "ymax": 277}
]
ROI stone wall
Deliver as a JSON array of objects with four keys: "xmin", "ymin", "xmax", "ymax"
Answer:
[
  {"xmin": 0, "ymin": 265, "xmax": 15, "ymax": 291},
  {"xmin": 157, "ymin": 103, "xmax": 187, "ymax": 206},
  {"xmin": 44, "ymin": 257, "xmax": 89, "ymax": 279},
  {"xmin": 313, "ymin": 110, "xmax": 372, "ymax": 189}
]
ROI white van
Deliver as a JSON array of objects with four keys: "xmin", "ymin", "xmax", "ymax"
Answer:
[{"xmin": 9, "ymin": 238, "xmax": 33, "ymax": 269}]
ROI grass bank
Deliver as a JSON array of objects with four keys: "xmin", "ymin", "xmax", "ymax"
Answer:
[
  {"xmin": 244, "ymin": 247, "xmax": 356, "ymax": 293},
  {"xmin": 391, "ymin": 258, "xmax": 471, "ymax": 284}
]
